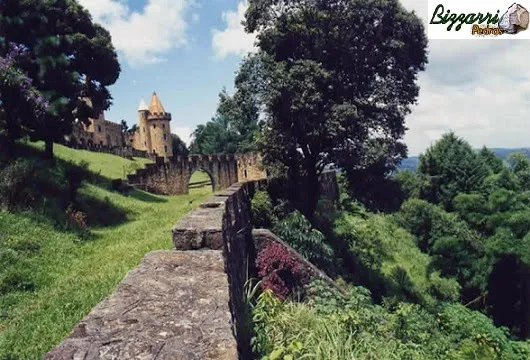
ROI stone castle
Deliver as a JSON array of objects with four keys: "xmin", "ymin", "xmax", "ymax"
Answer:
[{"xmin": 70, "ymin": 92, "xmax": 174, "ymax": 159}]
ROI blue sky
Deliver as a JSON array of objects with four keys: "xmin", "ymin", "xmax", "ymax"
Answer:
[
  {"xmin": 78, "ymin": 0, "xmax": 255, "ymax": 145},
  {"xmin": 78, "ymin": 0, "xmax": 530, "ymax": 155}
]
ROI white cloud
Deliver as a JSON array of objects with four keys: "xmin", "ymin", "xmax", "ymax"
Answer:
[
  {"xmin": 172, "ymin": 126, "xmax": 194, "ymax": 146},
  {"xmin": 79, "ymin": 0, "xmax": 191, "ymax": 66},
  {"xmin": 398, "ymin": 1, "xmax": 530, "ymax": 155},
  {"xmin": 212, "ymin": 1, "xmax": 257, "ymax": 59}
]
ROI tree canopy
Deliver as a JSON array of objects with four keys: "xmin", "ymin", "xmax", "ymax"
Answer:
[
  {"xmin": 0, "ymin": 0, "xmax": 120, "ymax": 158},
  {"xmin": 189, "ymin": 87, "xmax": 260, "ymax": 155},
  {"xmin": 238, "ymin": 0, "xmax": 428, "ymax": 218}
]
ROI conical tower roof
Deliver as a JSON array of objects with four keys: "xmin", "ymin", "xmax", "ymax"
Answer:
[
  {"xmin": 149, "ymin": 92, "xmax": 166, "ymax": 114},
  {"xmin": 138, "ymin": 98, "xmax": 148, "ymax": 111}
]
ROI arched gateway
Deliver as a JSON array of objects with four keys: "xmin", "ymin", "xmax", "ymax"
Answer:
[{"xmin": 127, "ymin": 152, "xmax": 265, "ymax": 195}]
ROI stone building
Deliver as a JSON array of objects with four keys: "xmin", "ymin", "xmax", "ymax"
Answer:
[
  {"xmin": 69, "ymin": 92, "xmax": 173, "ymax": 159},
  {"xmin": 126, "ymin": 92, "xmax": 173, "ymax": 158}
]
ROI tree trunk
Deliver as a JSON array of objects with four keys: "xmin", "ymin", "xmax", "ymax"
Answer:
[
  {"xmin": 44, "ymin": 140, "xmax": 54, "ymax": 159},
  {"xmin": 304, "ymin": 166, "xmax": 321, "ymax": 222}
]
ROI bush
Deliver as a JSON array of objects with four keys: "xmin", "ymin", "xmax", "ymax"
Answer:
[
  {"xmin": 256, "ymin": 242, "xmax": 309, "ymax": 300},
  {"xmin": 251, "ymin": 190, "xmax": 277, "ymax": 228},
  {"xmin": 273, "ymin": 210, "xmax": 335, "ymax": 272},
  {"xmin": 0, "ymin": 159, "xmax": 36, "ymax": 210},
  {"xmin": 66, "ymin": 204, "xmax": 91, "ymax": 240}
]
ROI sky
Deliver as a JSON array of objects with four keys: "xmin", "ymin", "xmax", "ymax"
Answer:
[{"xmin": 78, "ymin": 0, "xmax": 530, "ymax": 156}]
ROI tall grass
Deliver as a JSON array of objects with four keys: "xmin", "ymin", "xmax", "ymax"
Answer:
[{"xmin": 0, "ymin": 143, "xmax": 213, "ymax": 359}]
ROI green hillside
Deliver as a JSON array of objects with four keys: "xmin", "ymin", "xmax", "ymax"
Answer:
[{"xmin": 0, "ymin": 143, "xmax": 212, "ymax": 359}]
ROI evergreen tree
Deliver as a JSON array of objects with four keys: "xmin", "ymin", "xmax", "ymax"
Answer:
[
  {"xmin": 418, "ymin": 132, "xmax": 490, "ymax": 210},
  {"xmin": 479, "ymin": 146, "xmax": 504, "ymax": 174}
]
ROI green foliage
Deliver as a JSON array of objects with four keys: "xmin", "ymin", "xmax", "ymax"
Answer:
[
  {"xmin": 240, "ymin": 0, "xmax": 428, "ymax": 217},
  {"xmin": 190, "ymin": 88, "xmax": 259, "ymax": 154},
  {"xmin": 396, "ymin": 198, "xmax": 487, "ymax": 301},
  {"xmin": 395, "ymin": 169, "xmax": 423, "ymax": 199},
  {"xmin": 273, "ymin": 211, "xmax": 335, "ymax": 272},
  {"xmin": 251, "ymin": 190, "xmax": 278, "ymax": 229},
  {"xmin": 171, "ymin": 134, "xmax": 189, "ymax": 156},
  {"xmin": 252, "ymin": 280, "xmax": 530, "ymax": 360},
  {"xmin": 1, "ymin": 0, "xmax": 120, "ymax": 158},
  {"xmin": 0, "ymin": 158, "xmax": 36, "ymax": 210},
  {"xmin": 479, "ymin": 146, "xmax": 505, "ymax": 174},
  {"xmin": 334, "ymin": 211, "xmax": 461, "ymax": 306},
  {"xmin": 418, "ymin": 132, "xmax": 491, "ymax": 210}
]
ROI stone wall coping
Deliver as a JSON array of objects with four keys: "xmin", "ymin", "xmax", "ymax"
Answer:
[{"xmin": 45, "ymin": 250, "xmax": 238, "ymax": 360}]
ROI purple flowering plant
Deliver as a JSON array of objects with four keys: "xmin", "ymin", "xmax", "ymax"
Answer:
[{"xmin": 0, "ymin": 42, "xmax": 49, "ymax": 117}]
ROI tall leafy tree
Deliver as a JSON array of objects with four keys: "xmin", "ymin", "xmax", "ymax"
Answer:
[
  {"xmin": 171, "ymin": 134, "xmax": 189, "ymax": 156},
  {"xmin": 0, "ymin": 0, "xmax": 120, "ymax": 158},
  {"xmin": 242, "ymin": 0, "xmax": 428, "ymax": 218},
  {"xmin": 190, "ymin": 88, "xmax": 260, "ymax": 154}
]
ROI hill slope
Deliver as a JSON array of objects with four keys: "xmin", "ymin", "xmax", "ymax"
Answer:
[{"xmin": 0, "ymin": 144, "xmax": 212, "ymax": 359}]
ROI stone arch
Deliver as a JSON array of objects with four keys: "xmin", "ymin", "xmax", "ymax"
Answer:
[
  {"xmin": 186, "ymin": 167, "xmax": 215, "ymax": 193},
  {"xmin": 126, "ymin": 153, "xmax": 263, "ymax": 196}
]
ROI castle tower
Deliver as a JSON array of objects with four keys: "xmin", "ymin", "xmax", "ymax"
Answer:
[
  {"xmin": 137, "ymin": 98, "xmax": 152, "ymax": 153},
  {"xmin": 147, "ymin": 92, "xmax": 173, "ymax": 158}
]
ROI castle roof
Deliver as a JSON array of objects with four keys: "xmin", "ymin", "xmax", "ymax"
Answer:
[
  {"xmin": 149, "ymin": 92, "xmax": 166, "ymax": 114},
  {"xmin": 138, "ymin": 98, "xmax": 148, "ymax": 112}
]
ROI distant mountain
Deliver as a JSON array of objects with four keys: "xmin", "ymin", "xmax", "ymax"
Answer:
[{"xmin": 398, "ymin": 148, "xmax": 530, "ymax": 171}]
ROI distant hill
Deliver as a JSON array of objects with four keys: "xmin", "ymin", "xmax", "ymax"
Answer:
[{"xmin": 398, "ymin": 148, "xmax": 530, "ymax": 171}]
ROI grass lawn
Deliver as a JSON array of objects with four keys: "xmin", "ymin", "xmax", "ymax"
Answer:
[{"xmin": 0, "ymin": 144, "xmax": 213, "ymax": 359}]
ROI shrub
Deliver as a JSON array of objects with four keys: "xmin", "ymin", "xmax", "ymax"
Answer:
[
  {"xmin": 0, "ymin": 158, "xmax": 36, "ymax": 210},
  {"xmin": 256, "ymin": 242, "xmax": 309, "ymax": 300},
  {"xmin": 251, "ymin": 190, "xmax": 277, "ymax": 228},
  {"xmin": 66, "ymin": 204, "xmax": 90, "ymax": 241},
  {"xmin": 273, "ymin": 210, "xmax": 335, "ymax": 272}
]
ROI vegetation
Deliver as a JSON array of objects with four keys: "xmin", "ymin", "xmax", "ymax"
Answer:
[
  {"xmin": 189, "ymin": 88, "xmax": 260, "ymax": 155},
  {"xmin": 172, "ymin": 134, "xmax": 189, "ymax": 157},
  {"xmin": 232, "ymin": 0, "xmax": 428, "ymax": 218},
  {"xmin": 0, "ymin": 142, "xmax": 212, "ymax": 359},
  {"xmin": 0, "ymin": 0, "xmax": 120, "ymax": 158},
  {"xmin": 250, "ymin": 282, "xmax": 530, "ymax": 360},
  {"xmin": 249, "ymin": 132, "xmax": 530, "ymax": 359}
]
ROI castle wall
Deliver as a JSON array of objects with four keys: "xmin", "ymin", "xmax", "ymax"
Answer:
[
  {"xmin": 68, "ymin": 93, "xmax": 174, "ymax": 161},
  {"xmin": 236, "ymin": 153, "xmax": 267, "ymax": 182},
  {"xmin": 127, "ymin": 154, "xmax": 243, "ymax": 195}
]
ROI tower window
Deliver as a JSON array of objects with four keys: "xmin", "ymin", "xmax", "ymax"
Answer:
[
  {"xmin": 144, "ymin": 142, "xmax": 147, "ymax": 146},
  {"xmin": 143, "ymin": 127, "xmax": 146, "ymax": 133},
  {"xmin": 163, "ymin": 124, "xmax": 166, "ymax": 129},
  {"xmin": 98, "ymin": 125, "xmax": 102, "ymax": 133},
  {"xmin": 163, "ymin": 134, "xmax": 167, "ymax": 141},
  {"xmin": 153, "ymin": 124, "xmax": 157, "ymax": 129},
  {"xmin": 164, "ymin": 146, "xmax": 168, "ymax": 153}
]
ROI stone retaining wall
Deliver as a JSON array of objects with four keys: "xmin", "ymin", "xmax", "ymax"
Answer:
[{"xmin": 46, "ymin": 172, "xmax": 339, "ymax": 360}]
